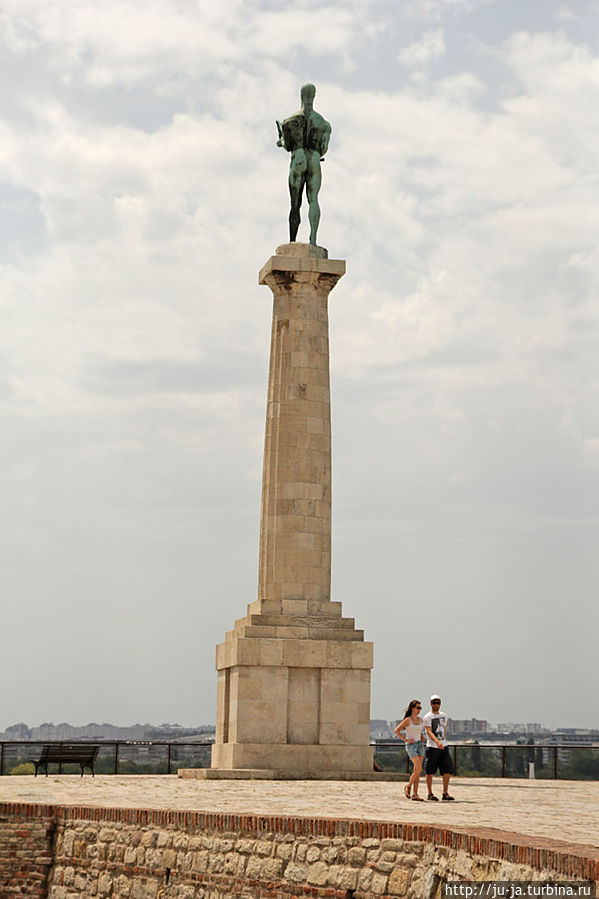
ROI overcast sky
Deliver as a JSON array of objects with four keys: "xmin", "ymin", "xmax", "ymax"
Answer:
[{"xmin": 1, "ymin": 0, "xmax": 598, "ymax": 734}]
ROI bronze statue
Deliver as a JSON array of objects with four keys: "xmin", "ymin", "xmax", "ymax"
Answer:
[{"xmin": 276, "ymin": 84, "xmax": 331, "ymax": 246}]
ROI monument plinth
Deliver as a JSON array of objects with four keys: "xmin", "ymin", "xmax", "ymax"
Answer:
[{"xmin": 206, "ymin": 243, "xmax": 374, "ymax": 778}]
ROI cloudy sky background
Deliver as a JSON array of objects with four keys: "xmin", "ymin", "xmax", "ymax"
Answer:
[{"xmin": 1, "ymin": 0, "xmax": 598, "ymax": 732}]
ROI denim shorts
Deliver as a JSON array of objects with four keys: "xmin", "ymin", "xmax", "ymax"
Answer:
[{"xmin": 405, "ymin": 740, "xmax": 425, "ymax": 759}]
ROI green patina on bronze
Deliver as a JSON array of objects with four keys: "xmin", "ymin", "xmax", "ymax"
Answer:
[{"xmin": 276, "ymin": 84, "xmax": 331, "ymax": 246}]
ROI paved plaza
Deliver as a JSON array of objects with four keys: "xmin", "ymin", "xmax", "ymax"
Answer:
[{"xmin": 1, "ymin": 776, "xmax": 597, "ymax": 851}]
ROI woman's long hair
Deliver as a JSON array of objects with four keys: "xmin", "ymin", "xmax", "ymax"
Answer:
[{"xmin": 403, "ymin": 699, "xmax": 421, "ymax": 721}]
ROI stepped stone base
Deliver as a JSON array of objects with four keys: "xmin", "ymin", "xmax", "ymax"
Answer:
[
  {"xmin": 178, "ymin": 767, "xmax": 408, "ymax": 781},
  {"xmin": 212, "ymin": 601, "xmax": 374, "ymax": 777},
  {"xmin": 212, "ymin": 741, "xmax": 373, "ymax": 772}
]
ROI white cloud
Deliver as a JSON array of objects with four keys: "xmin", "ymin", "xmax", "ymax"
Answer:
[
  {"xmin": 0, "ymin": 0, "xmax": 245, "ymax": 82},
  {"xmin": 0, "ymin": 0, "xmax": 379, "ymax": 88},
  {"xmin": 251, "ymin": 6, "xmax": 357, "ymax": 57},
  {"xmin": 398, "ymin": 29, "xmax": 446, "ymax": 67},
  {"xmin": 554, "ymin": 5, "xmax": 578, "ymax": 22}
]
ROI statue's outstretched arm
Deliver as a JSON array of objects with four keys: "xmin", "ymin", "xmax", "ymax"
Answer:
[{"xmin": 276, "ymin": 120, "xmax": 286, "ymax": 149}]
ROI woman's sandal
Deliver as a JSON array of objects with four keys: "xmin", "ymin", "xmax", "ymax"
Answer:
[
  {"xmin": 411, "ymin": 795, "xmax": 424, "ymax": 801},
  {"xmin": 404, "ymin": 785, "xmax": 411, "ymax": 799}
]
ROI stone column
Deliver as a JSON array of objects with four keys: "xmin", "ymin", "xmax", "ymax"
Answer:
[
  {"xmin": 209, "ymin": 243, "xmax": 374, "ymax": 778},
  {"xmin": 258, "ymin": 242, "xmax": 340, "ymax": 613}
]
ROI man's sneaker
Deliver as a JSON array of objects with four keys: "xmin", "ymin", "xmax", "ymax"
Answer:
[
  {"xmin": 442, "ymin": 793, "xmax": 455, "ymax": 801},
  {"xmin": 427, "ymin": 793, "xmax": 438, "ymax": 801}
]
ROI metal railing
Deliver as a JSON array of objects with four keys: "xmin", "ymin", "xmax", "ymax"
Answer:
[
  {"xmin": 0, "ymin": 740, "xmax": 213, "ymax": 776},
  {"xmin": 1, "ymin": 740, "xmax": 597, "ymax": 780},
  {"xmin": 372, "ymin": 741, "xmax": 599, "ymax": 780}
]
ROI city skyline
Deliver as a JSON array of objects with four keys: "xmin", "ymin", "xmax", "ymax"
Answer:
[{"xmin": 2, "ymin": 715, "xmax": 598, "ymax": 739}]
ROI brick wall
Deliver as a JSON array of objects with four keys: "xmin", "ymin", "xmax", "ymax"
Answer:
[
  {"xmin": 0, "ymin": 805, "xmax": 55, "ymax": 897},
  {"xmin": 1, "ymin": 802, "xmax": 597, "ymax": 898}
]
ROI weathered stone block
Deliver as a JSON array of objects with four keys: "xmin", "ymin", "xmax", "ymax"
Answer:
[
  {"xmin": 307, "ymin": 860, "xmax": 329, "ymax": 885},
  {"xmin": 245, "ymin": 855, "xmax": 263, "ymax": 879},
  {"xmin": 371, "ymin": 871, "xmax": 390, "ymax": 894},
  {"xmin": 261, "ymin": 857, "xmax": 284, "ymax": 879},
  {"xmin": 388, "ymin": 866, "xmax": 413, "ymax": 895},
  {"xmin": 255, "ymin": 840, "xmax": 274, "ymax": 857},
  {"xmin": 98, "ymin": 873, "xmax": 112, "ymax": 895},
  {"xmin": 276, "ymin": 842, "xmax": 293, "ymax": 861},
  {"xmin": 348, "ymin": 846, "xmax": 366, "ymax": 866},
  {"xmin": 397, "ymin": 852, "xmax": 420, "ymax": 867},
  {"xmin": 191, "ymin": 849, "xmax": 209, "ymax": 872},
  {"xmin": 285, "ymin": 861, "xmax": 309, "ymax": 882}
]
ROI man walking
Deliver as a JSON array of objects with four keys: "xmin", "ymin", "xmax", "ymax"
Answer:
[{"xmin": 423, "ymin": 694, "xmax": 454, "ymax": 801}]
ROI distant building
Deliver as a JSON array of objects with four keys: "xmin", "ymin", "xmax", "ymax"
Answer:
[
  {"xmin": 553, "ymin": 730, "xmax": 599, "ymax": 746},
  {"xmin": 29, "ymin": 722, "xmax": 58, "ymax": 741},
  {"xmin": 370, "ymin": 719, "xmax": 395, "ymax": 740},
  {"xmin": 370, "ymin": 719, "xmax": 388, "ymax": 731},
  {"xmin": 447, "ymin": 719, "xmax": 487, "ymax": 736},
  {"xmin": 3, "ymin": 723, "xmax": 30, "ymax": 740},
  {"xmin": 496, "ymin": 723, "xmax": 547, "ymax": 736}
]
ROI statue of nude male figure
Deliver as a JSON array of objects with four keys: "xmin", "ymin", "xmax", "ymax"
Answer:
[{"xmin": 276, "ymin": 84, "xmax": 331, "ymax": 246}]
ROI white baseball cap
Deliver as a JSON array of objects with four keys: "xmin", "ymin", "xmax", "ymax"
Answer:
[{"xmin": 430, "ymin": 694, "xmax": 441, "ymax": 701}]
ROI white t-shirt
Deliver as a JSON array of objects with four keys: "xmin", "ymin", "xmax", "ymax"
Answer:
[{"xmin": 423, "ymin": 711, "xmax": 449, "ymax": 748}]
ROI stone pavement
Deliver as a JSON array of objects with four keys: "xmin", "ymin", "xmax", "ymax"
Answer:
[{"xmin": 0, "ymin": 776, "xmax": 596, "ymax": 850}]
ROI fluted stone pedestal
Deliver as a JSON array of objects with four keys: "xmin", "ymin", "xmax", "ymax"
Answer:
[{"xmin": 190, "ymin": 243, "xmax": 375, "ymax": 780}]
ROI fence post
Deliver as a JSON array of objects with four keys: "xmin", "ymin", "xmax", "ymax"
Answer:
[
  {"xmin": 502, "ymin": 745, "xmax": 506, "ymax": 778},
  {"xmin": 167, "ymin": 743, "xmax": 172, "ymax": 775},
  {"xmin": 0, "ymin": 743, "xmax": 4, "ymax": 776},
  {"xmin": 114, "ymin": 743, "xmax": 119, "ymax": 775},
  {"xmin": 453, "ymin": 745, "xmax": 457, "ymax": 776},
  {"xmin": 553, "ymin": 746, "xmax": 558, "ymax": 779}
]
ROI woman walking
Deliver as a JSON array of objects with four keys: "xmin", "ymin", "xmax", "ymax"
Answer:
[{"xmin": 394, "ymin": 700, "xmax": 426, "ymax": 800}]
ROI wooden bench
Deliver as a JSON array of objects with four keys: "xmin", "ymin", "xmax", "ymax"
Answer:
[{"xmin": 31, "ymin": 743, "xmax": 100, "ymax": 777}]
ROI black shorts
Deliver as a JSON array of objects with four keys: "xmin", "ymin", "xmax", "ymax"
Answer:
[{"xmin": 425, "ymin": 746, "xmax": 454, "ymax": 776}]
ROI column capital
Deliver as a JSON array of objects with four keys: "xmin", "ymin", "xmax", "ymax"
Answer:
[{"xmin": 259, "ymin": 243, "xmax": 345, "ymax": 288}]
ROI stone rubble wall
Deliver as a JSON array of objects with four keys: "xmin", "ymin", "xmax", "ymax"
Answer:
[{"xmin": 1, "ymin": 803, "xmax": 597, "ymax": 898}]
